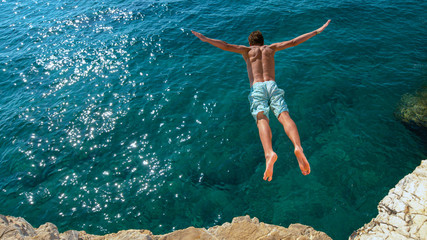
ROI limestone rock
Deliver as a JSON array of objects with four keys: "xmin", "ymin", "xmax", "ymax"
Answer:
[
  {"xmin": 60, "ymin": 230, "xmax": 99, "ymax": 240},
  {"xmin": 0, "ymin": 214, "xmax": 331, "ymax": 240},
  {"xmin": 59, "ymin": 230, "xmax": 79, "ymax": 240},
  {"xmin": 34, "ymin": 223, "xmax": 60, "ymax": 240},
  {"xmin": 99, "ymin": 229, "xmax": 153, "ymax": 240},
  {"xmin": 350, "ymin": 160, "xmax": 427, "ymax": 240},
  {"xmin": 155, "ymin": 226, "xmax": 213, "ymax": 240},
  {"xmin": 0, "ymin": 214, "xmax": 36, "ymax": 240},
  {"xmin": 207, "ymin": 215, "xmax": 332, "ymax": 240}
]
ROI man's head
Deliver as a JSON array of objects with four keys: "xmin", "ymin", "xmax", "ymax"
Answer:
[{"xmin": 248, "ymin": 30, "xmax": 264, "ymax": 46}]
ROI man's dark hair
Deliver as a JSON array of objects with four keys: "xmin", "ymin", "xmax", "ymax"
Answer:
[{"xmin": 248, "ymin": 30, "xmax": 264, "ymax": 46}]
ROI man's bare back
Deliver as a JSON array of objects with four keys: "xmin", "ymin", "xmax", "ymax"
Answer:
[
  {"xmin": 191, "ymin": 20, "xmax": 330, "ymax": 180},
  {"xmin": 243, "ymin": 46, "xmax": 276, "ymax": 86}
]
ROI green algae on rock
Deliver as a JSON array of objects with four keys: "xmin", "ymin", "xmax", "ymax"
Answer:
[{"xmin": 396, "ymin": 87, "xmax": 427, "ymax": 129}]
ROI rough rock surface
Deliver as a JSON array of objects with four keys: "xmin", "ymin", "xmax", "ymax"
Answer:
[
  {"xmin": 0, "ymin": 214, "xmax": 331, "ymax": 240},
  {"xmin": 350, "ymin": 160, "xmax": 427, "ymax": 240},
  {"xmin": 206, "ymin": 215, "xmax": 331, "ymax": 240}
]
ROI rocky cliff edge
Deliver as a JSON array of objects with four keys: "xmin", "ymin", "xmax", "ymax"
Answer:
[
  {"xmin": 2, "ymin": 160, "xmax": 426, "ymax": 240},
  {"xmin": 350, "ymin": 160, "xmax": 427, "ymax": 240},
  {"xmin": 0, "ymin": 214, "xmax": 332, "ymax": 240}
]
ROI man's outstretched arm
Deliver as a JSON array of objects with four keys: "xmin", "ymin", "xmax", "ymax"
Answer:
[
  {"xmin": 192, "ymin": 30, "xmax": 249, "ymax": 54},
  {"xmin": 270, "ymin": 20, "xmax": 331, "ymax": 51}
]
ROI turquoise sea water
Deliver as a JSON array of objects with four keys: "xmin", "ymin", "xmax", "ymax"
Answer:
[{"xmin": 0, "ymin": 0, "xmax": 426, "ymax": 239}]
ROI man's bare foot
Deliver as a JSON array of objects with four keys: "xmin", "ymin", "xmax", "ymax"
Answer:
[
  {"xmin": 263, "ymin": 153, "xmax": 277, "ymax": 181},
  {"xmin": 294, "ymin": 147, "xmax": 310, "ymax": 175}
]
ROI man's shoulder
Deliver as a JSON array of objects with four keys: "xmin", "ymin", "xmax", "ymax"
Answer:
[
  {"xmin": 233, "ymin": 44, "xmax": 251, "ymax": 54},
  {"xmin": 262, "ymin": 45, "xmax": 275, "ymax": 51},
  {"xmin": 257, "ymin": 45, "xmax": 275, "ymax": 55}
]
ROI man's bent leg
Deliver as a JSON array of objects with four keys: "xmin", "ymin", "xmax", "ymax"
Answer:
[
  {"xmin": 277, "ymin": 111, "xmax": 310, "ymax": 175},
  {"xmin": 256, "ymin": 112, "xmax": 277, "ymax": 181}
]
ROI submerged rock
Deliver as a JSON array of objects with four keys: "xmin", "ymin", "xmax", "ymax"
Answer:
[
  {"xmin": 0, "ymin": 214, "xmax": 331, "ymax": 240},
  {"xmin": 396, "ymin": 87, "xmax": 427, "ymax": 129},
  {"xmin": 350, "ymin": 160, "xmax": 427, "ymax": 240}
]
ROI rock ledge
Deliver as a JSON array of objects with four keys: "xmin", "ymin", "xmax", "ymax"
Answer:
[
  {"xmin": 350, "ymin": 160, "xmax": 427, "ymax": 240},
  {"xmin": 0, "ymin": 214, "xmax": 332, "ymax": 240}
]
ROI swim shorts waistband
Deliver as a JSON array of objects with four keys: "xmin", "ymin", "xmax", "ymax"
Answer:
[{"xmin": 251, "ymin": 80, "xmax": 275, "ymax": 90}]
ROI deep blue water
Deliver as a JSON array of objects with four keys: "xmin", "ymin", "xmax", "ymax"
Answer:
[{"xmin": 0, "ymin": 0, "xmax": 426, "ymax": 239}]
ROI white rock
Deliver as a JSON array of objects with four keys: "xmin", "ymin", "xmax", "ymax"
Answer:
[{"xmin": 350, "ymin": 160, "xmax": 427, "ymax": 240}]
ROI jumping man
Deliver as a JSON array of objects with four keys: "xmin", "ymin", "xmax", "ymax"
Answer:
[{"xmin": 192, "ymin": 20, "xmax": 331, "ymax": 181}]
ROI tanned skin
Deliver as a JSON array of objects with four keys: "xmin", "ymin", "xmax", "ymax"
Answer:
[{"xmin": 192, "ymin": 20, "xmax": 330, "ymax": 181}]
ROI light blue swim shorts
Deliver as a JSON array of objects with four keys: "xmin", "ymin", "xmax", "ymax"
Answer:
[{"xmin": 248, "ymin": 80, "xmax": 289, "ymax": 121}]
